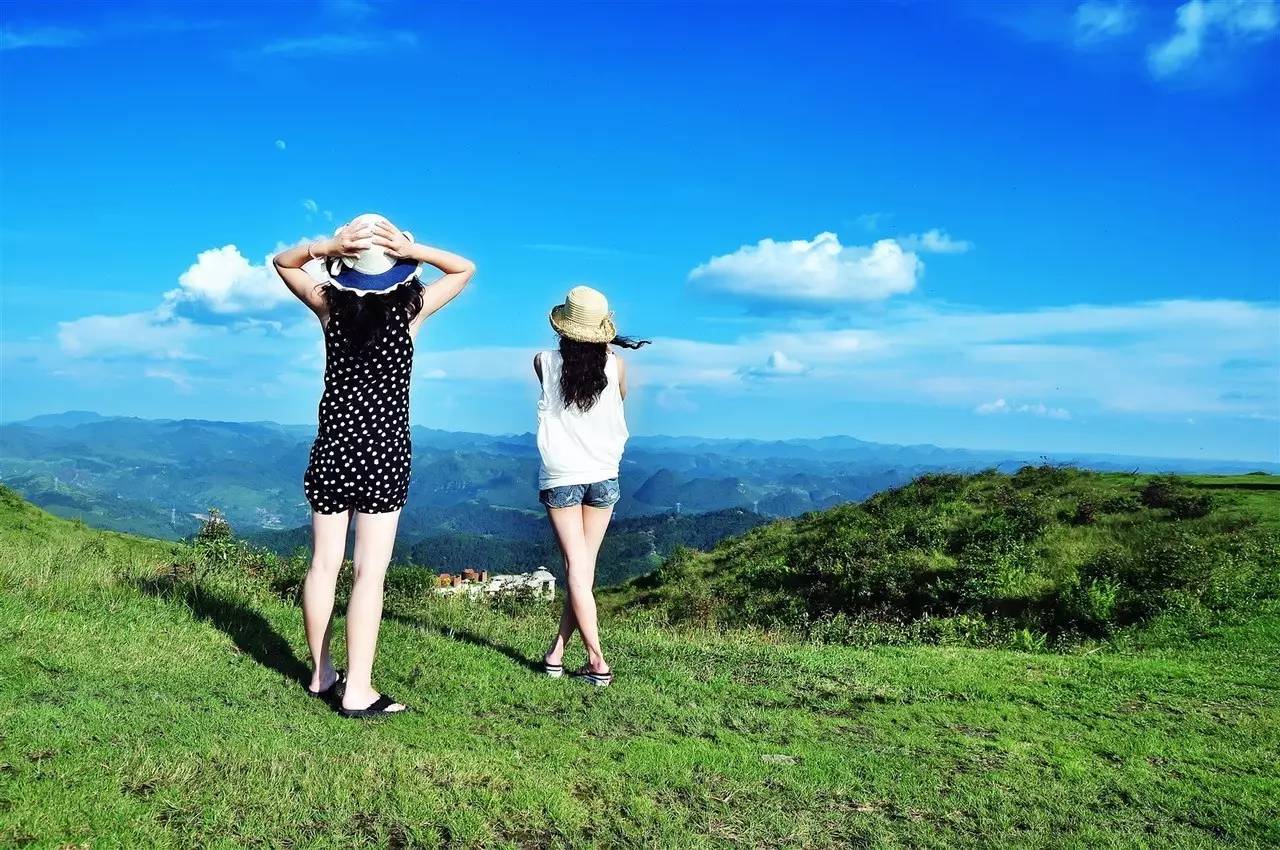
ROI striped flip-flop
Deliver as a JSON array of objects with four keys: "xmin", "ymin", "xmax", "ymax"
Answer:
[
  {"xmin": 542, "ymin": 658, "xmax": 564, "ymax": 678},
  {"xmin": 570, "ymin": 665, "xmax": 614, "ymax": 687}
]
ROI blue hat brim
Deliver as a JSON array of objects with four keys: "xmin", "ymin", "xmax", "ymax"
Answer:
[{"xmin": 329, "ymin": 260, "xmax": 420, "ymax": 293}]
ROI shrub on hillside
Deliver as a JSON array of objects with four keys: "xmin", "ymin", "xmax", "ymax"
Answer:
[
  {"xmin": 1168, "ymin": 492, "xmax": 1214, "ymax": 519},
  {"xmin": 1140, "ymin": 475, "xmax": 1214, "ymax": 519},
  {"xmin": 1071, "ymin": 499, "xmax": 1098, "ymax": 526},
  {"xmin": 1099, "ymin": 493, "xmax": 1143, "ymax": 514},
  {"xmin": 654, "ymin": 547, "xmax": 723, "ymax": 628},
  {"xmin": 949, "ymin": 490, "xmax": 1051, "ymax": 553},
  {"xmin": 624, "ymin": 468, "xmax": 1279, "ymax": 649},
  {"xmin": 1012, "ymin": 463, "xmax": 1079, "ymax": 489}
]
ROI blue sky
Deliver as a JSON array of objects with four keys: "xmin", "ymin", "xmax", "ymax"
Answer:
[{"xmin": 2, "ymin": 0, "xmax": 1277, "ymax": 461}]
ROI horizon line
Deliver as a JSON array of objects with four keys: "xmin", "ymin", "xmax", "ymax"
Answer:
[{"xmin": 6, "ymin": 409, "xmax": 1277, "ymax": 469}]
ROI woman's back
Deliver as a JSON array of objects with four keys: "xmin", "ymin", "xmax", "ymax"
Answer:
[
  {"xmin": 317, "ymin": 310, "xmax": 413, "ymax": 441},
  {"xmin": 536, "ymin": 349, "xmax": 628, "ymax": 490}
]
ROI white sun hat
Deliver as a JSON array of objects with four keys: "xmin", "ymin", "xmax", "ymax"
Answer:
[{"xmin": 326, "ymin": 212, "xmax": 421, "ymax": 294}]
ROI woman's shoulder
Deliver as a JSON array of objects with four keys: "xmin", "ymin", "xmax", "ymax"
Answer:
[{"xmin": 535, "ymin": 349, "xmax": 560, "ymax": 374}]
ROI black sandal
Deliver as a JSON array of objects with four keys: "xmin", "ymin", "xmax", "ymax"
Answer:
[
  {"xmin": 570, "ymin": 665, "xmax": 614, "ymax": 688},
  {"xmin": 339, "ymin": 694, "xmax": 407, "ymax": 718},
  {"xmin": 307, "ymin": 670, "xmax": 345, "ymax": 701}
]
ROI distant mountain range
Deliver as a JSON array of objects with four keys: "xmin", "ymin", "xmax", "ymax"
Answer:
[{"xmin": 2, "ymin": 410, "xmax": 1274, "ymax": 585}]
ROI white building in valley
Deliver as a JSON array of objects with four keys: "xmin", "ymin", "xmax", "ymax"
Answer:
[{"xmin": 434, "ymin": 568, "xmax": 556, "ymax": 601}]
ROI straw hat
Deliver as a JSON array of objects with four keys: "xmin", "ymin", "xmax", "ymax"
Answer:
[
  {"xmin": 549, "ymin": 286, "xmax": 617, "ymax": 343},
  {"xmin": 327, "ymin": 212, "xmax": 421, "ymax": 295}
]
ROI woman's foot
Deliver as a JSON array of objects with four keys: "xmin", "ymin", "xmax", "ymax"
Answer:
[
  {"xmin": 584, "ymin": 654, "xmax": 609, "ymax": 675},
  {"xmin": 570, "ymin": 664, "xmax": 614, "ymax": 687},
  {"xmin": 339, "ymin": 693, "xmax": 407, "ymax": 718},
  {"xmin": 543, "ymin": 636, "xmax": 566, "ymax": 666},
  {"xmin": 308, "ymin": 666, "xmax": 342, "ymax": 697},
  {"xmin": 340, "ymin": 687, "xmax": 406, "ymax": 715},
  {"xmin": 543, "ymin": 638, "xmax": 568, "ymax": 677}
]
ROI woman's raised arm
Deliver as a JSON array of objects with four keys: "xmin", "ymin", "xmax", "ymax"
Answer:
[
  {"xmin": 273, "ymin": 223, "xmax": 372, "ymax": 318},
  {"xmin": 370, "ymin": 220, "xmax": 475, "ymax": 326}
]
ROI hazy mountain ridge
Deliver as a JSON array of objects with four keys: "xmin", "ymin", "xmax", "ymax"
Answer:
[{"xmin": 3, "ymin": 412, "xmax": 1272, "ymax": 536}]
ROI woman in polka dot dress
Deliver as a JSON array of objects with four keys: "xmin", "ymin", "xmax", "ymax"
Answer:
[{"xmin": 274, "ymin": 213, "xmax": 475, "ymax": 717}]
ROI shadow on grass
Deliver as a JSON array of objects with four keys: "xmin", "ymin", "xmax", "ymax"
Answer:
[
  {"xmin": 385, "ymin": 610, "xmax": 542, "ymax": 673},
  {"xmin": 139, "ymin": 577, "xmax": 309, "ymax": 685}
]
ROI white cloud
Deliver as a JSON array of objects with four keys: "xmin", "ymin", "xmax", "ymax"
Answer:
[
  {"xmin": 689, "ymin": 232, "xmax": 922, "ymax": 304},
  {"xmin": 302, "ymin": 198, "xmax": 319, "ymax": 215},
  {"xmin": 740, "ymin": 351, "xmax": 812, "ymax": 379},
  {"xmin": 630, "ymin": 299, "xmax": 1278, "ymax": 419},
  {"xmin": 393, "ymin": 299, "xmax": 1275, "ymax": 424},
  {"xmin": 1026, "ymin": 403, "xmax": 1073, "ymax": 420},
  {"xmin": 1148, "ymin": 0, "xmax": 1279, "ymax": 77},
  {"xmin": 261, "ymin": 32, "xmax": 417, "ymax": 55},
  {"xmin": 655, "ymin": 385, "xmax": 698, "ymax": 412},
  {"xmin": 145, "ymin": 367, "xmax": 193, "ymax": 392},
  {"xmin": 855, "ymin": 212, "xmax": 890, "ymax": 232},
  {"xmin": 58, "ymin": 310, "xmax": 207, "ymax": 360},
  {"xmin": 977, "ymin": 398, "xmax": 1073, "ymax": 420},
  {"xmin": 895, "ymin": 229, "xmax": 974, "ymax": 254},
  {"xmin": 3, "ymin": 18, "xmax": 218, "ymax": 52},
  {"xmin": 1074, "ymin": 1, "xmax": 1138, "ymax": 44},
  {"xmin": 275, "ymin": 139, "xmax": 287, "ymax": 151},
  {"xmin": 164, "ymin": 245, "xmax": 303, "ymax": 315},
  {"xmin": 1, "ymin": 26, "xmax": 85, "ymax": 51}
]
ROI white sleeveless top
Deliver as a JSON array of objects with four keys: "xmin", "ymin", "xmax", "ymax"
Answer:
[{"xmin": 536, "ymin": 350, "xmax": 629, "ymax": 489}]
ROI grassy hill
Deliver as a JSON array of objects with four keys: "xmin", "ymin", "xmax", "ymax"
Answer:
[
  {"xmin": 1, "ymin": 482, "xmax": 1278, "ymax": 847},
  {"xmin": 607, "ymin": 468, "xmax": 1280, "ymax": 648}
]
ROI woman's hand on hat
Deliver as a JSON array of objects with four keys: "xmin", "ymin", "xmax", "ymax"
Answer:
[
  {"xmin": 370, "ymin": 220, "xmax": 415, "ymax": 260},
  {"xmin": 321, "ymin": 222, "xmax": 374, "ymax": 258}
]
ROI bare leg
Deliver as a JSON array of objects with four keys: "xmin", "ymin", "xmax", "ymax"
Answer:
[
  {"xmin": 545, "ymin": 504, "xmax": 613, "ymax": 665},
  {"xmin": 341, "ymin": 509, "xmax": 405, "ymax": 712},
  {"xmin": 547, "ymin": 504, "xmax": 614, "ymax": 673},
  {"xmin": 303, "ymin": 510, "xmax": 350, "ymax": 693},
  {"xmin": 545, "ymin": 561, "xmax": 578, "ymax": 666}
]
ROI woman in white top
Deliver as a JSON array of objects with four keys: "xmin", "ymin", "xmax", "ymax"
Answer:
[{"xmin": 535, "ymin": 286, "xmax": 648, "ymax": 687}]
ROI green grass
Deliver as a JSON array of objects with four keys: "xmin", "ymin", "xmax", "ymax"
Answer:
[{"xmin": 1, "ymin": 486, "xmax": 1278, "ymax": 848}]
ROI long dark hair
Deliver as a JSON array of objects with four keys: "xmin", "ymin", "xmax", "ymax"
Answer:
[
  {"xmin": 319, "ymin": 281, "xmax": 424, "ymax": 357},
  {"xmin": 559, "ymin": 334, "xmax": 650, "ymax": 412}
]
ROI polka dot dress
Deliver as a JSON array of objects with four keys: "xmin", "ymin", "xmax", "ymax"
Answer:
[{"xmin": 303, "ymin": 310, "xmax": 414, "ymax": 514}]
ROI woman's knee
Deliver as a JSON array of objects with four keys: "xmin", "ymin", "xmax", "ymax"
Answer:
[
  {"xmin": 308, "ymin": 556, "xmax": 342, "ymax": 579},
  {"xmin": 566, "ymin": 569, "xmax": 595, "ymax": 596},
  {"xmin": 352, "ymin": 559, "xmax": 389, "ymax": 586}
]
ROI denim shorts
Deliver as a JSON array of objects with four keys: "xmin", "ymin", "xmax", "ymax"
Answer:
[{"xmin": 539, "ymin": 477, "xmax": 621, "ymax": 509}]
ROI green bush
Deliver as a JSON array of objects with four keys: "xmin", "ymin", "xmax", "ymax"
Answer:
[
  {"xmin": 1168, "ymin": 492, "xmax": 1214, "ymax": 519},
  {"xmin": 1140, "ymin": 476, "xmax": 1214, "ymax": 518},
  {"xmin": 621, "ymin": 469, "xmax": 1279, "ymax": 649},
  {"xmin": 1071, "ymin": 499, "xmax": 1098, "ymax": 526},
  {"xmin": 1099, "ymin": 492, "xmax": 1143, "ymax": 513}
]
